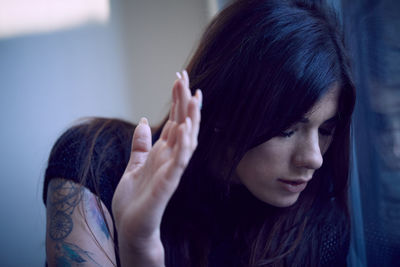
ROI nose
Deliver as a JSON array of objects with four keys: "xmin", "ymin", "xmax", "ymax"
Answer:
[{"xmin": 293, "ymin": 133, "xmax": 323, "ymax": 171}]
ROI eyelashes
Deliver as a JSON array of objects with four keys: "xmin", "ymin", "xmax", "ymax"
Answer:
[
  {"xmin": 279, "ymin": 130, "xmax": 295, "ymax": 138},
  {"xmin": 279, "ymin": 127, "xmax": 335, "ymax": 138}
]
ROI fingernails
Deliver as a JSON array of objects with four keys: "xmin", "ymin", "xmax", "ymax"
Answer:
[
  {"xmin": 183, "ymin": 70, "xmax": 189, "ymax": 87},
  {"xmin": 140, "ymin": 117, "xmax": 148, "ymax": 125},
  {"xmin": 183, "ymin": 70, "xmax": 189, "ymax": 80},
  {"xmin": 176, "ymin": 72, "xmax": 182, "ymax": 79},
  {"xmin": 196, "ymin": 89, "xmax": 203, "ymax": 110}
]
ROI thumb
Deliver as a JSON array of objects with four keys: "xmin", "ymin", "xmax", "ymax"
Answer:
[{"xmin": 127, "ymin": 117, "xmax": 152, "ymax": 172}]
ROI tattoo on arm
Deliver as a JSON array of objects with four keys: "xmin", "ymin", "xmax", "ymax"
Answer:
[
  {"xmin": 48, "ymin": 179, "xmax": 82, "ymax": 240},
  {"xmin": 54, "ymin": 241, "xmax": 100, "ymax": 266},
  {"xmin": 84, "ymin": 192, "xmax": 111, "ymax": 240},
  {"xmin": 47, "ymin": 179, "xmax": 107, "ymax": 266}
]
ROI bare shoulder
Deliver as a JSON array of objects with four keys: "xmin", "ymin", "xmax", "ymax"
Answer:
[{"xmin": 46, "ymin": 178, "xmax": 116, "ymax": 267}]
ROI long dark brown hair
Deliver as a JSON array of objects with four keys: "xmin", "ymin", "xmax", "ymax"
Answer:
[
  {"xmin": 46, "ymin": 0, "xmax": 356, "ymax": 266},
  {"xmin": 160, "ymin": 0, "xmax": 355, "ymax": 266}
]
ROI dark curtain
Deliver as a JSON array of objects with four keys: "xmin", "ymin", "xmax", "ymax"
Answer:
[{"xmin": 341, "ymin": 0, "xmax": 400, "ymax": 266}]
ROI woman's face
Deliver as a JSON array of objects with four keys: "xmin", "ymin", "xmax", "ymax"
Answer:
[{"xmin": 236, "ymin": 86, "xmax": 340, "ymax": 207}]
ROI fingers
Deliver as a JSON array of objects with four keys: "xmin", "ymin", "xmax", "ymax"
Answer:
[
  {"xmin": 170, "ymin": 117, "xmax": 192, "ymax": 175},
  {"xmin": 187, "ymin": 89, "xmax": 202, "ymax": 147},
  {"xmin": 169, "ymin": 98, "xmax": 176, "ymax": 121},
  {"xmin": 127, "ymin": 118, "xmax": 152, "ymax": 172},
  {"xmin": 172, "ymin": 71, "xmax": 191, "ymax": 123},
  {"xmin": 169, "ymin": 79, "xmax": 178, "ymax": 121},
  {"xmin": 165, "ymin": 70, "xmax": 201, "ymax": 151},
  {"xmin": 182, "ymin": 70, "xmax": 190, "ymax": 89},
  {"xmin": 166, "ymin": 121, "xmax": 178, "ymax": 148},
  {"xmin": 179, "ymin": 71, "xmax": 191, "ymax": 123},
  {"xmin": 160, "ymin": 120, "xmax": 173, "ymax": 141},
  {"xmin": 176, "ymin": 80, "xmax": 187, "ymax": 123}
]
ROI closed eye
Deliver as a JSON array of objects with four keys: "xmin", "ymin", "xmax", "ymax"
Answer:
[{"xmin": 279, "ymin": 130, "xmax": 296, "ymax": 138}]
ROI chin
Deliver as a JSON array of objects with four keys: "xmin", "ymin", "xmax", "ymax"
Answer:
[{"xmin": 263, "ymin": 194, "xmax": 300, "ymax": 208}]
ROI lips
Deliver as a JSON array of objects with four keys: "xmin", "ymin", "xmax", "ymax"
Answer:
[{"xmin": 278, "ymin": 178, "xmax": 309, "ymax": 193}]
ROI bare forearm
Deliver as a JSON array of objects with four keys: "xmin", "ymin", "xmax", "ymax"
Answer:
[{"xmin": 46, "ymin": 178, "xmax": 116, "ymax": 267}]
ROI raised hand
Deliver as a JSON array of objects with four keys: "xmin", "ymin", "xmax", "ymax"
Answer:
[{"xmin": 111, "ymin": 70, "xmax": 202, "ymax": 267}]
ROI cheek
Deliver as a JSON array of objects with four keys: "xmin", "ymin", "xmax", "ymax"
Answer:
[{"xmin": 236, "ymin": 143, "xmax": 289, "ymax": 180}]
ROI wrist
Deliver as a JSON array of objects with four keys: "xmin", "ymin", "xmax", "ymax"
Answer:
[{"xmin": 118, "ymin": 230, "xmax": 165, "ymax": 267}]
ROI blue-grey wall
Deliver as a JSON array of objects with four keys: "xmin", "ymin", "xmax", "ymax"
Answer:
[{"xmin": 0, "ymin": 0, "xmax": 209, "ymax": 265}]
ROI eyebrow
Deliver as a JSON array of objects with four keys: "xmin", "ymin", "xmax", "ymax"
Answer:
[{"xmin": 299, "ymin": 114, "xmax": 338, "ymax": 125}]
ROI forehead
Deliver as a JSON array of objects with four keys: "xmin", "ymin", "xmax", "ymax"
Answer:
[{"xmin": 304, "ymin": 85, "xmax": 340, "ymax": 123}]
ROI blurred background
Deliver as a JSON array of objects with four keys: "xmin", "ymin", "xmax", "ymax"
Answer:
[
  {"xmin": 343, "ymin": 0, "xmax": 400, "ymax": 266},
  {"xmin": 0, "ymin": 0, "xmax": 229, "ymax": 265},
  {"xmin": 0, "ymin": 0, "xmax": 398, "ymax": 266}
]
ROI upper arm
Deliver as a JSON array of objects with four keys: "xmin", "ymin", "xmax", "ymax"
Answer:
[{"xmin": 46, "ymin": 178, "xmax": 116, "ymax": 267}]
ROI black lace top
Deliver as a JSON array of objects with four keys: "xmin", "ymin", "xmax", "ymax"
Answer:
[{"xmin": 43, "ymin": 119, "xmax": 349, "ymax": 266}]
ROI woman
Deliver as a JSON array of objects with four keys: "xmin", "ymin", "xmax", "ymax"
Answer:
[{"xmin": 43, "ymin": 0, "xmax": 356, "ymax": 266}]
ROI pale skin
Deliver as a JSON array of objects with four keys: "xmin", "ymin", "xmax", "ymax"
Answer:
[
  {"xmin": 236, "ymin": 85, "xmax": 340, "ymax": 207},
  {"xmin": 45, "ymin": 70, "xmax": 201, "ymax": 267}
]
